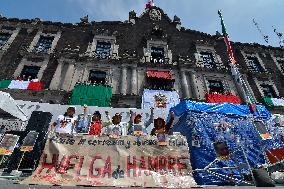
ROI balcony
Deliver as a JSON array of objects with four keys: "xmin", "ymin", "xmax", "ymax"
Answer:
[{"xmin": 205, "ymin": 93, "xmax": 241, "ymax": 104}]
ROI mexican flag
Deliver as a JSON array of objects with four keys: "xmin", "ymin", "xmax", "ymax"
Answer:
[
  {"xmin": 218, "ymin": 10, "xmax": 256, "ymax": 105},
  {"xmin": 218, "ymin": 10, "xmax": 236, "ymax": 65},
  {"xmin": 263, "ymin": 96, "xmax": 284, "ymax": 107}
]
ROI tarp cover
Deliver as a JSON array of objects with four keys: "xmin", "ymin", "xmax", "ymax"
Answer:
[
  {"xmin": 0, "ymin": 91, "xmax": 28, "ymax": 121},
  {"xmin": 69, "ymin": 84, "xmax": 112, "ymax": 107},
  {"xmin": 170, "ymin": 100, "xmax": 283, "ymax": 185},
  {"xmin": 172, "ymin": 100, "xmax": 271, "ymax": 119}
]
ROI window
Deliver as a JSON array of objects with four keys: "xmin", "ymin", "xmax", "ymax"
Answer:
[
  {"xmin": 260, "ymin": 84, "xmax": 277, "ymax": 98},
  {"xmin": 208, "ymin": 80, "xmax": 224, "ymax": 94},
  {"xmin": 146, "ymin": 77, "xmax": 173, "ymax": 90},
  {"xmin": 95, "ymin": 41, "xmax": 111, "ymax": 59},
  {"xmin": 146, "ymin": 70, "xmax": 174, "ymax": 90},
  {"xmin": 0, "ymin": 33, "xmax": 11, "ymax": 49},
  {"xmin": 34, "ymin": 36, "xmax": 54, "ymax": 53},
  {"xmin": 200, "ymin": 52, "xmax": 216, "ymax": 69},
  {"xmin": 89, "ymin": 70, "xmax": 107, "ymax": 84},
  {"xmin": 246, "ymin": 56, "xmax": 264, "ymax": 73},
  {"xmin": 150, "ymin": 46, "xmax": 165, "ymax": 64},
  {"xmin": 20, "ymin": 65, "xmax": 40, "ymax": 80}
]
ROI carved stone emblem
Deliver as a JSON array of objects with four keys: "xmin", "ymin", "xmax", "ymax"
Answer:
[{"xmin": 149, "ymin": 9, "xmax": 161, "ymax": 21}]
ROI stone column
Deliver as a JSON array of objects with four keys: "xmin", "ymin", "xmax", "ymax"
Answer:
[
  {"xmin": 189, "ymin": 71, "xmax": 198, "ymax": 99},
  {"xmin": 69, "ymin": 67, "xmax": 79, "ymax": 91},
  {"xmin": 180, "ymin": 71, "xmax": 190, "ymax": 98},
  {"xmin": 49, "ymin": 61, "xmax": 63, "ymax": 90},
  {"xmin": 82, "ymin": 66, "xmax": 89, "ymax": 82},
  {"xmin": 120, "ymin": 67, "xmax": 127, "ymax": 95},
  {"xmin": 131, "ymin": 67, "xmax": 137, "ymax": 95},
  {"xmin": 62, "ymin": 64, "xmax": 75, "ymax": 91}
]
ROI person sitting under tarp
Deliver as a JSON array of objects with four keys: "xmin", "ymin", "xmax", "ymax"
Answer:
[
  {"xmin": 52, "ymin": 106, "xmax": 78, "ymax": 135},
  {"xmin": 150, "ymin": 111, "xmax": 175, "ymax": 136},
  {"xmin": 128, "ymin": 107, "xmax": 154, "ymax": 136}
]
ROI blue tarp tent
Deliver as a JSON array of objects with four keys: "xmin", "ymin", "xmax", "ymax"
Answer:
[
  {"xmin": 171, "ymin": 100, "xmax": 271, "ymax": 119},
  {"xmin": 171, "ymin": 100, "xmax": 284, "ymax": 185}
]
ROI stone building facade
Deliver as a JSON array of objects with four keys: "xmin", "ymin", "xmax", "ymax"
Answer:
[{"xmin": 0, "ymin": 6, "xmax": 283, "ymax": 113}]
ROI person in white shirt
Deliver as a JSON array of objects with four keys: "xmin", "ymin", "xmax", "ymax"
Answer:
[{"xmin": 52, "ymin": 106, "xmax": 78, "ymax": 135}]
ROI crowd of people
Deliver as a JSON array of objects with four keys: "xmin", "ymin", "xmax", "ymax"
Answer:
[{"xmin": 51, "ymin": 105, "xmax": 175, "ymax": 138}]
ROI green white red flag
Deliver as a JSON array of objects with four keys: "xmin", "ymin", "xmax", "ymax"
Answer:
[
  {"xmin": 218, "ymin": 10, "xmax": 256, "ymax": 106},
  {"xmin": 218, "ymin": 10, "xmax": 236, "ymax": 65}
]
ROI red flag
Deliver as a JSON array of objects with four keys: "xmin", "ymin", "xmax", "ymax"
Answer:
[{"xmin": 145, "ymin": 0, "xmax": 154, "ymax": 9}]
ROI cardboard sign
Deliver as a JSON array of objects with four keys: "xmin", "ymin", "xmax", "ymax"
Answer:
[
  {"xmin": 0, "ymin": 134, "xmax": 19, "ymax": 155},
  {"xmin": 20, "ymin": 131, "xmax": 39, "ymax": 152},
  {"xmin": 214, "ymin": 141, "xmax": 230, "ymax": 160},
  {"xmin": 254, "ymin": 120, "xmax": 272, "ymax": 140},
  {"xmin": 20, "ymin": 133, "xmax": 196, "ymax": 188}
]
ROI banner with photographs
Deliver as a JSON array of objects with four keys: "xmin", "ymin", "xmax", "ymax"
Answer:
[
  {"xmin": 0, "ymin": 134, "xmax": 20, "ymax": 155},
  {"xmin": 21, "ymin": 133, "xmax": 196, "ymax": 188}
]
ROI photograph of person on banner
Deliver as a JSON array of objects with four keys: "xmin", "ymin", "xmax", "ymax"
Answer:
[
  {"xmin": 105, "ymin": 112, "xmax": 128, "ymax": 138},
  {"xmin": 151, "ymin": 111, "xmax": 175, "ymax": 136},
  {"xmin": 52, "ymin": 106, "xmax": 78, "ymax": 135},
  {"xmin": 151, "ymin": 111, "xmax": 175, "ymax": 146},
  {"xmin": 128, "ymin": 107, "xmax": 154, "ymax": 136},
  {"xmin": 88, "ymin": 110, "xmax": 103, "ymax": 136},
  {"xmin": 76, "ymin": 105, "xmax": 91, "ymax": 134},
  {"xmin": 20, "ymin": 131, "xmax": 39, "ymax": 152},
  {"xmin": 0, "ymin": 134, "xmax": 19, "ymax": 155}
]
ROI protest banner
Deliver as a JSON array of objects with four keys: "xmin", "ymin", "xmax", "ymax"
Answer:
[
  {"xmin": 0, "ymin": 134, "xmax": 19, "ymax": 155},
  {"xmin": 20, "ymin": 131, "xmax": 39, "ymax": 152},
  {"xmin": 21, "ymin": 133, "xmax": 196, "ymax": 188}
]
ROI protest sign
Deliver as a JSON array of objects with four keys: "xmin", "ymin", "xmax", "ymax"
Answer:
[
  {"xmin": 21, "ymin": 133, "xmax": 196, "ymax": 188},
  {"xmin": 0, "ymin": 134, "xmax": 19, "ymax": 155}
]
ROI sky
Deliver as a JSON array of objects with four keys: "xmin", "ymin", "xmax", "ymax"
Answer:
[{"xmin": 0, "ymin": 0, "xmax": 283, "ymax": 47}]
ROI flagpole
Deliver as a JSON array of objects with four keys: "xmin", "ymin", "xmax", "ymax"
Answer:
[{"xmin": 218, "ymin": 10, "xmax": 255, "ymax": 106}]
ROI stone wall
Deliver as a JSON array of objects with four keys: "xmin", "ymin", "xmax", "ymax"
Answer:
[{"xmin": 0, "ymin": 6, "xmax": 283, "ymax": 113}]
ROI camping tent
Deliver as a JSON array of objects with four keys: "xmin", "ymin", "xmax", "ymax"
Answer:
[
  {"xmin": 171, "ymin": 100, "xmax": 284, "ymax": 185},
  {"xmin": 0, "ymin": 91, "xmax": 27, "ymax": 122}
]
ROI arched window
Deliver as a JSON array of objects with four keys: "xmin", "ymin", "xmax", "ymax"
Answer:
[
  {"xmin": 200, "ymin": 51, "xmax": 216, "ymax": 69},
  {"xmin": 95, "ymin": 41, "xmax": 111, "ymax": 59},
  {"xmin": 150, "ymin": 46, "xmax": 165, "ymax": 64},
  {"xmin": 89, "ymin": 70, "xmax": 107, "ymax": 84},
  {"xmin": 0, "ymin": 33, "xmax": 11, "ymax": 49},
  {"xmin": 34, "ymin": 36, "xmax": 54, "ymax": 53},
  {"xmin": 208, "ymin": 80, "xmax": 224, "ymax": 94}
]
